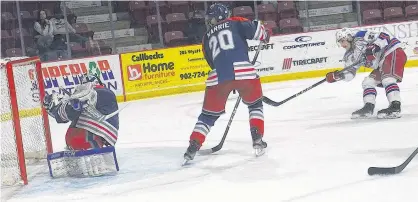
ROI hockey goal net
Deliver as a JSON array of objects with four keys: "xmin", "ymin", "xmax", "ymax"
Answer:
[{"xmin": 1, "ymin": 57, "xmax": 53, "ymax": 186}]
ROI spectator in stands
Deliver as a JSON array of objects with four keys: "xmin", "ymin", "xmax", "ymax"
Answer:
[
  {"xmin": 186, "ymin": 10, "xmax": 206, "ymax": 45},
  {"xmin": 52, "ymin": 15, "xmax": 88, "ymax": 47},
  {"xmin": 34, "ymin": 10, "xmax": 54, "ymax": 56}
]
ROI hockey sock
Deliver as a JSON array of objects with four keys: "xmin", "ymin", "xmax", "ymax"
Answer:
[
  {"xmin": 190, "ymin": 113, "xmax": 219, "ymax": 146},
  {"xmin": 363, "ymin": 88, "xmax": 377, "ymax": 105},
  {"xmin": 248, "ymin": 100, "xmax": 264, "ymax": 137},
  {"xmin": 384, "ymin": 83, "xmax": 400, "ymax": 103},
  {"xmin": 382, "ymin": 77, "xmax": 401, "ymax": 103}
]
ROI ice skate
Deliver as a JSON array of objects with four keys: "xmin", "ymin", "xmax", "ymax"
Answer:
[
  {"xmin": 351, "ymin": 103, "xmax": 375, "ymax": 119},
  {"xmin": 182, "ymin": 140, "xmax": 200, "ymax": 166},
  {"xmin": 377, "ymin": 101, "xmax": 401, "ymax": 119},
  {"xmin": 251, "ymin": 127, "xmax": 267, "ymax": 157}
]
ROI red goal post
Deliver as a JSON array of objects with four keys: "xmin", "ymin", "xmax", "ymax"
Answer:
[{"xmin": 1, "ymin": 56, "xmax": 53, "ymax": 185}]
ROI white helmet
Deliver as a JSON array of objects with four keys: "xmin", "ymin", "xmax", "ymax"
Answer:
[{"xmin": 336, "ymin": 27, "xmax": 355, "ymax": 44}]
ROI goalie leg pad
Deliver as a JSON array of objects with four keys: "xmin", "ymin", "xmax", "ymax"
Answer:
[
  {"xmin": 65, "ymin": 127, "xmax": 105, "ymax": 150},
  {"xmin": 47, "ymin": 146, "xmax": 119, "ymax": 178}
]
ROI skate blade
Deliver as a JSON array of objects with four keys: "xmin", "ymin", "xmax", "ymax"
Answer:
[
  {"xmin": 254, "ymin": 148, "xmax": 265, "ymax": 157},
  {"xmin": 377, "ymin": 112, "xmax": 401, "ymax": 119},
  {"xmin": 351, "ymin": 113, "xmax": 373, "ymax": 119},
  {"xmin": 182, "ymin": 159, "xmax": 190, "ymax": 166}
]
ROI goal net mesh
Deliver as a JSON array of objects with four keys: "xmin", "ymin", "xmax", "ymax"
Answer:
[{"xmin": 1, "ymin": 57, "xmax": 50, "ymax": 186}]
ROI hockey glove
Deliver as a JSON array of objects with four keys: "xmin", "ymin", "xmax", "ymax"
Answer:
[
  {"xmin": 365, "ymin": 44, "xmax": 381, "ymax": 62},
  {"xmin": 43, "ymin": 91, "xmax": 61, "ymax": 111},
  {"xmin": 70, "ymin": 99, "xmax": 88, "ymax": 111},
  {"xmin": 326, "ymin": 71, "xmax": 344, "ymax": 83}
]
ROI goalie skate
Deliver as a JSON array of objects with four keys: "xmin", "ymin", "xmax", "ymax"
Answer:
[
  {"xmin": 351, "ymin": 103, "xmax": 374, "ymax": 119},
  {"xmin": 377, "ymin": 101, "xmax": 401, "ymax": 119}
]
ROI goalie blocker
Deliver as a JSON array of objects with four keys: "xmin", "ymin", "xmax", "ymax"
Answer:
[{"xmin": 44, "ymin": 74, "xmax": 120, "ymax": 178}]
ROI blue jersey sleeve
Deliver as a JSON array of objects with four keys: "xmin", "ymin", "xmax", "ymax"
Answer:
[
  {"xmin": 202, "ymin": 37, "xmax": 215, "ymax": 69},
  {"xmin": 48, "ymin": 100, "xmax": 82, "ymax": 124},
  {"xmin": 239, "ymin": 19, "xmax": 267, "ymax": 41},
  {"xmin": 95, "ymin": 87, "xmax": 119, "ymax": 129}
]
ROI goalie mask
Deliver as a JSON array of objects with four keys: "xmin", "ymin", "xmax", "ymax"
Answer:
[{"xmin": 72, "ymin": 82, "xmax": 98, "ymax": 107}]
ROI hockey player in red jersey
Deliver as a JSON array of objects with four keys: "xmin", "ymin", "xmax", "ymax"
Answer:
[
  {"xmin": 326, "ymin": 28, "xmax": 407, "ymax": 119},
  {"xmin": 183, "ymin": 3, "xmax": 271, "ymax": 162}
]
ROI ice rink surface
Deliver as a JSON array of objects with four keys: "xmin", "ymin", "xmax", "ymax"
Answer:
[{"xmin": 4, "ymin": 68, "xmax": 418, "ymax": 202}]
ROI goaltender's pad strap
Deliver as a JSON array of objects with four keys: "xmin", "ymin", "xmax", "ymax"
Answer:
[{"xmin": 76, "ymin": 114, "xmax": 118, "ymax": 146}]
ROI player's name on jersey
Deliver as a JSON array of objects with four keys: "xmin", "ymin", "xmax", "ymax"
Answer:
[{"xmin": 206, "ymin": 22, "xmax": 230, "ymax": 37}]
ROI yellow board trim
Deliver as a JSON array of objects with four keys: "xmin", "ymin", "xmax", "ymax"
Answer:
[{"xmin": 0, "ymin": 108, "xmax": 42, "ymax": 122}]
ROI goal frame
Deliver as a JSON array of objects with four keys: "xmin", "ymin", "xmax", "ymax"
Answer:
[{"xmin": 5, "ymin": 56, "xmax": 53, "ymax": 185}]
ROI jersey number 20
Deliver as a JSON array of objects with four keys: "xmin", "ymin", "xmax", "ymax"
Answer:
[{"xmin": 209, "ymin": 30, "xmax": 235, "ymax": 60}]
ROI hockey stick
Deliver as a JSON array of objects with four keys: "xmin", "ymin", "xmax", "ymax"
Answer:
[
  {"xmin": 262, "ymin": 61, "xmax": 363, "ymax": 107},
  {"xmin": 198, "ymin": 41, "xmax": 264, "ymax": 155},
  {"xmin": 368, "ymin": 147, "xmax": 418, "ymax": 176},
  {"xmin": 262, "ymin": 79, "xmax": 326, "ymax": 107}
]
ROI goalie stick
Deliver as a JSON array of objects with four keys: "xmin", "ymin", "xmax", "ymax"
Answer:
[
  {"xmin": 198, "ymin": 41, "xmax": 263, "ymax": 156},
  {"xmin": 368, "ymin": 147, "xmax": 418, "ymax": 176}
]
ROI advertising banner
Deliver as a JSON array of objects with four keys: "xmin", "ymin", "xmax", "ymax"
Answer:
[
  {"xmin": 39, "ymin": 55, "xmax": 124, "ymax": 101},
  {"xmin": 359, "ymin": 21, "xmax": 418, "ymax": 60},
  {"xmin": 247, "ymin": 30, "xmax": 345, "ymax": 77},
  {"xmin": 120, "ymin": 45, "xmax": 211, "ymax": 100},
  {"xmin": 247, "ymin": 21, "xmax": 418, "ymax": 78}
]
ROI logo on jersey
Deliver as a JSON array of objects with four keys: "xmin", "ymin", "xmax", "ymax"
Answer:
[{"xmin": 127, "ymin": 64, "xmax": 142, "ymax": 81}]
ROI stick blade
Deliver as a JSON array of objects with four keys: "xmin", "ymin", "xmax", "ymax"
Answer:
[
  {"xmin": 368, "ymin": 166, "xmax": 398, "ymax": 176},
  {"xmin": 198, "ymin": 149, "xmax": 214, "ymax": 156},
  {"xmin": 198, "ymin": 144, "xmax": 222, "ymax": 156}
]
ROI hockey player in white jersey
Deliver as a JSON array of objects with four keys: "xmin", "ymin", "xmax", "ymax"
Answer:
[{"xmin": 326, "ymin": 28, "xmax": 407, "ymax": 119}]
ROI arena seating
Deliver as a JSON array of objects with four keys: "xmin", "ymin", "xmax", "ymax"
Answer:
[{"xmin": 1, "ymin": 1, "xmax": 417, "ymax": 59}]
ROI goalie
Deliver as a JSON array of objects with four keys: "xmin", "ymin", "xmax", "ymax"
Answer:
[{"xmin": 43, "ymin": 74, "xmax": 120, "ymax": 177}]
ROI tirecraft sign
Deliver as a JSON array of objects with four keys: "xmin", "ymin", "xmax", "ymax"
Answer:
[
  {"xmin": 282, "ymin": 57, "xmax": 328, "ymax": 70},
  {"xmin": 248, "ymin": 43, "xmax": 274, "ymax": 51},
  {"xmin": 293, "ymin": 57, "xmax": 328, "ymax": 66}
]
